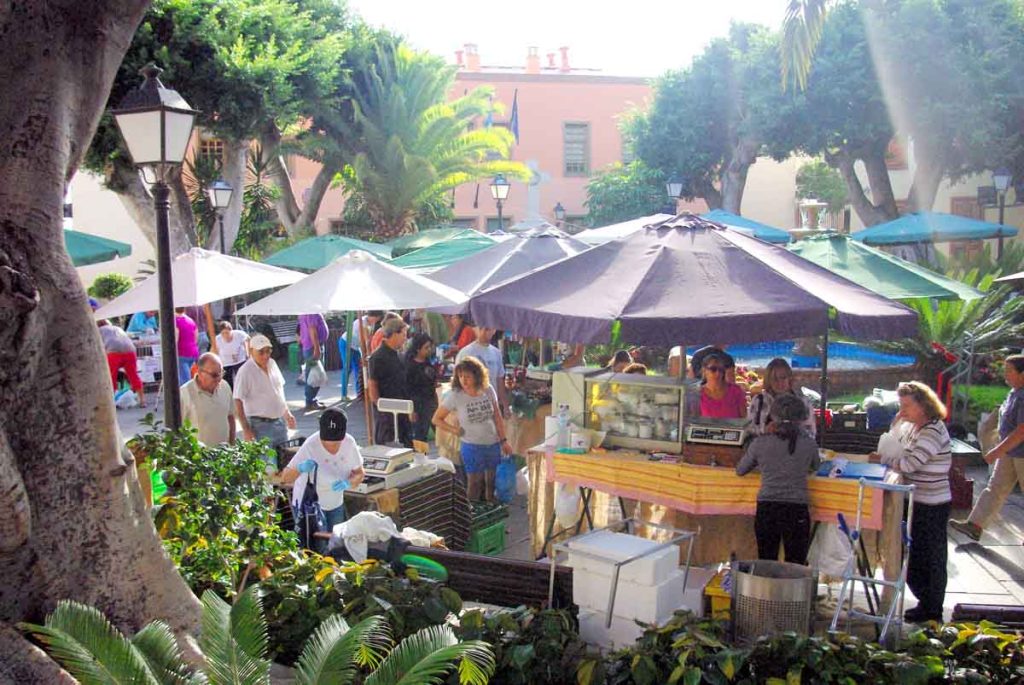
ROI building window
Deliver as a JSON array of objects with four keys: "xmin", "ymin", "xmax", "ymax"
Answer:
[
  {"xmin": 885, "ymin": 137, "xmax": 908, "ymax": 171},
  {"xmin": 197, "ymin": 136, "xmax": 225, "ymax": 166},
  {"xmin": 563, "ymin": 122, "xmax": 590, "ymax": 176},
  {"xmin": 950, "ymin": 196, "xmax": 982, "ymax": 220},
  {"xmin": 451, "ymin": 218, "xmax": 478, "ymax": 229},
  {"xmin": 486, "ymin": 216, "xmax": 512, "ymax": 232}
]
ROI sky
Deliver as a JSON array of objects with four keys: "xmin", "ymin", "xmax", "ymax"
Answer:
[{"xmin": 347, "ymin": 0, "xmax": 788, "ymax": 77}]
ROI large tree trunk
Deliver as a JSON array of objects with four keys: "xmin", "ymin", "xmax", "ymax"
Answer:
[
  {"xmin": 829, "ymin": 145, "xmax": 900, "ymax": 227},
  {"xmin": 0, "ymin": 2, "xmax": 202, "ymax": 680},
  {"xmin": 261, "ymin": 127, "xmax": 337, "ymax": 236},
  {"xmin": 906, "ymin": 142, "xmax": 944, "ymax": 213},
  {"xmin": 697, "ymin": 180, "xmax": 724, "ymax": 211},
  {"xmin": 720, "ymin": 138, "xmax": 760, "ymax": 214}
]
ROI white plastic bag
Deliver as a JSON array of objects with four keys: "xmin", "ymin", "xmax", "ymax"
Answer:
[
  {"xmin": 306, "ymin": 360, "xmax": 328, "ymax": 388},
  {"xmin": 808, "ymin": 523, "xmax": 854, "ymax": 578},
  {"xmin": 554, "ymin": 483, "xmax": 581, "ymax": 529},
  {"xmin": 115, "ymin": 390, "xmax": 139, "ymax": 409},
  {"xmin": 516, "ymin": 465, "xmax": 530, "ymax": 496},
  {"xmin": 877, "ymin": 427, "xmax": 904, "ymax": 465}
]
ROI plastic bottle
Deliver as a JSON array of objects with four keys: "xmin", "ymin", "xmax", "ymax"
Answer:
[{"xmin": 556, "ymin": 403, "xmax": 571, "ymax": 449}]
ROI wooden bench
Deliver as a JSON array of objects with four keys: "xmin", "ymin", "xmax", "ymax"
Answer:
[{"xmin": 268, "ymin": 320, "xmax": 298, "ymax": 345}]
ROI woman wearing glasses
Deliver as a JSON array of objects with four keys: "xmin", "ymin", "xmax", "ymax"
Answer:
[
  {"xmin": 693, "ymin": 352, "xmax": 747, "ymax": 419},
  {"xmin": 748, "ymin": 358, "xmax": 816, "ymax": 437}
]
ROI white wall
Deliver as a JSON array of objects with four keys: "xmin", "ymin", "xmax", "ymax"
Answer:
[{"xmin": 70, "ymin": 171, "xmax": 154, "ymax": 290}]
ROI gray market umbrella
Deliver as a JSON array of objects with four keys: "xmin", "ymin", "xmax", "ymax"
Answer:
[
  {"xmin": 428, "ymin": 226, "xmax": 589, "ymax": 299},
  {"xmin": 467, "ymin": 213, "xmax": 918, "ymax": 345}
]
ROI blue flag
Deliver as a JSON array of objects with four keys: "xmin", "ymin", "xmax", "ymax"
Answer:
[{"xmin": 509, "ymin": 89, "xmax": 519, "ymax": 144}]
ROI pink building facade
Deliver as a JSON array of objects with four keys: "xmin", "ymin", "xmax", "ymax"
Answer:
[{"xmin": 286, "ymin": 45, "xmax": 652, "ymax": 235}]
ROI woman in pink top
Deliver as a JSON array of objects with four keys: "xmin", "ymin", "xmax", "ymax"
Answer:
[
  {"xmin": 174, "ymin": 307, "xmax": 199, "ymax": 385},
  {"xmin": 698, "ymin": 352, "xmax": 747, "ymax": 419}
]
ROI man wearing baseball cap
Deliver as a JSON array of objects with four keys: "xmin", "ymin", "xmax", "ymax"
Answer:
[
  {"xmin": 233, "ymin": 333, "xmax": 296, "ymax": 468},
  {"xmin": 279, "ymin": 407, "xmax": 365, "ymax": 530}
]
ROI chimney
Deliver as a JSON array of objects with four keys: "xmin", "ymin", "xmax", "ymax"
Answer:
[
  {"xmin": 464, "ymin": 43, "xmax": 480, "ymax": 72},
  {"xmin": 455, "ymin": 49, "xmax": 464, "ymax": 68},
  {"xmin": 547, "ymin": 52, "xmax": 556, "ymax": 69},
  {"xmin": 526, "ymin": 46, "xmax": 540, "ymax": 74},
  {"xmin": 559, "ymin": 46, "xmax": 570, "ymax": 72}
]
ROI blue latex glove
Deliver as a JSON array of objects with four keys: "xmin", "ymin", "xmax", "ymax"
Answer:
[
  {"xmin": 331, "ymin": 479, "xmax": 350, "ymax": 492},
  {"xmin": 296, "ymin": 459, "xmax": 317, "ymax": 474}
]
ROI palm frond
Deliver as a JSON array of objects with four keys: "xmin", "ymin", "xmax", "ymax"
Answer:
[
  {"xmin": 131, "ymin": 621, "xmax": 202, "ymax": 685},
  {"xmin": 199, "ymin": 589, "xmax": 270, "ymax": 685},
  {"xmin": 294, "ymin": 615, "xmax": 391, "ymax": 685},
  {"xmin": 19, "ymin": 601, "xmax": 159, "ymax": 685},
  {"xmin": 780, "ymin": 0, "xmax": 832, "ymax": 90},
  {"xmin": 364, "ymin": 625, "xmax": 494, "ymax": 685}
]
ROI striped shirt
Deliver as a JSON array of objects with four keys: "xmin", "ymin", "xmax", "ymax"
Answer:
[{"xmin": 884, "ymin": 419, "xmax": 951, "ymax": 505}]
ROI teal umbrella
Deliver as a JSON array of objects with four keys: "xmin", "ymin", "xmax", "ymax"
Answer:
[
  {"xmin": 701, "ymin": 209, "xmax": 792, "ymax": 244},
  {"xmin": 789, "ymin": 233, "xmax": 982, "ymax": 301},
  {"xmin": 388, "ymin": 227, "xmax": 495, "ymax": 257},
  {"xmin": 263, "ymin": 234, "xmax": 391, "ymax": 272},
  {"xmin": 65, "ymin": 229, "xmax": 132, "ymax": 266},
  {"xmin": 389, "ymin": 233, "xmax": 496, "ymax": 272},
  {"xmin": 851, "ymin": 211, "xmax": 1018, "ymax": 245}
]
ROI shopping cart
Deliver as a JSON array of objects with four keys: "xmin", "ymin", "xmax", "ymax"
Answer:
[{"xmin": 829, "ymin": 478, "xmax": 915, "ymax": 647}]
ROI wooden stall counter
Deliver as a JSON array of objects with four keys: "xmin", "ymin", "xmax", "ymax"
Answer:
[{"xmin": 527, "ymin": 445, "xmax": 904, "ymax": 592}]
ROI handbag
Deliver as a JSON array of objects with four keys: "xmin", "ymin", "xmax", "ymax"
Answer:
[{"xmin": 294, "ymin": 464, "xmax": 328, "ymax": 554}]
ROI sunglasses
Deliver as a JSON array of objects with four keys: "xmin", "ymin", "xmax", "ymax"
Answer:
[{"xmin": 704, "ymin": 366, "xmax": 724, "ymax": 373}]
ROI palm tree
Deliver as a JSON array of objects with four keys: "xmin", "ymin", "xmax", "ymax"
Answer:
[
  {"xmin": 780, "ymin": 0, "xmax": 833, "ymax": 90},
  {"xmin": 341, "ymin": 43, "xmax": 530, "ymax": 239},
  {"xmin": 21, "ymin": 586, "xmax": 495, "ymax": 685}
]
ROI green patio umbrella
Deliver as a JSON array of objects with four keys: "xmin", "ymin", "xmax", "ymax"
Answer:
[
  {"xmin": 789, "ymin": 233, "xmax": 982, "ymax": 301},
  {"xmin": 65, "ymin": 229, "xmax": 132, "ymax": 266},
  {"xmin": 263, "ymin": 234, "xmax": 391, "ymax": 272},
  {"xmin": 388, "ymin": 232, "xmax": 496, "ymax": 272},
  {"xmin": 388, "ymin": 227, "xmax": 495, "ymax": 257}
]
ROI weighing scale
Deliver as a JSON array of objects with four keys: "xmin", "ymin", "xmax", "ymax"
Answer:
[{"xmin": 684, "ymin": 420, "xmax": 749, "ymax": 447}]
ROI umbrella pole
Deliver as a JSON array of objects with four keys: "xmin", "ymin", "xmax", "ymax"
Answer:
[
  {"xmin": 341, "ymin": 311, "xmax": 354, "ymax": 398},
  {"xmin": 358, "ymin": 311, "xmax": 374, "ymax": 445},
  {"xmin": 819, "ymin": 327, "xmax": 830, "ymax": 447}
]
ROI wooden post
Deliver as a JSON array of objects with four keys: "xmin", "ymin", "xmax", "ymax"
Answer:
[{"xmin": 358, "ymin": 312, "xmax": 374, "ymax": 444}]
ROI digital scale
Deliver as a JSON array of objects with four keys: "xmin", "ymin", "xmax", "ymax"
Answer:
[
  {"xmin": 684, "ymin": 421, "xmax": 749, "ymax": 446},
  {"xmin": 353, "ymin": 445, "xmax": 433, "ymax": 494}
]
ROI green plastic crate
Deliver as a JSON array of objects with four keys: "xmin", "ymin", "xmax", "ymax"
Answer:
[
  {"xmin": 466, "ymin": 520, "xmax": 506, "ymax": 556},
  {"xmin": 287, "ymin": 343, "xmax": 301, "ymax": 372}
]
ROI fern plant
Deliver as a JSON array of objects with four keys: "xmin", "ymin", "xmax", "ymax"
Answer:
[{"xmin": 21, "ymin": 586, "xmax": 495, "ymax": 685}]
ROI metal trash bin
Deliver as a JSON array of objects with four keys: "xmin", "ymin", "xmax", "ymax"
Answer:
[{"xmin": 732, "ymin": 560, "xmax": 816, "ymax": 642}]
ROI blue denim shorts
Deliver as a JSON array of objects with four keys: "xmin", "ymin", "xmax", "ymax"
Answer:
[{"xmin": 461, "ymin": 442, "xmax": 502, "ymax": 474}]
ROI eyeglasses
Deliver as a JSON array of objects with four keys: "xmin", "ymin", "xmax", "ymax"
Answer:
[{"xmin": 201, "ymin": 369, "xmax": 223, "ymax": 378}]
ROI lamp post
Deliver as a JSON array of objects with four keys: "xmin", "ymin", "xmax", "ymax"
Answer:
[
  {"xmin": 490, "ymin": 174, "xmax": 510, "ymax": 232},
  {"xmin": 553, "ymin": 202, "xmax": 566, "ymax": 227},
  {"xmin": 665, "ymin": 175, "xmax": 684, "ymax": 215},
  {"xmin": 993, "ymin": 168, "xmax": 1012, "ymax": 259},
  {"xmin": 208, "ymin": 179, "xmax": 234, "ymax": 254},
  {"xmin": 112, "ymin": 64, "xmax": 198, "ymax": 430}
]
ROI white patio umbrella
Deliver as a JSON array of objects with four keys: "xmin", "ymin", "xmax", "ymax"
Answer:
[
  {"xmin": 237, "ymin": 250, "xmax": 467, "ymax": 444},
  {"xmin": 236, "ymin": 250, "xmax": 468, "ymax": 315},
  {"xmin": 93, "ymin": 247, "xmax": 305, "ymax": 319}
]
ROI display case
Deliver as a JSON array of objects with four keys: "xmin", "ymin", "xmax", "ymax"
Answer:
[{"xmin": 584, "ymin": 372, "xmax": 690, "ymax": 453}]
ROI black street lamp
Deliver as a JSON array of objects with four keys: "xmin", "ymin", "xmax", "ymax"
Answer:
[
  {"xmin": 490, "ymin": 174, "xmax": 511, "ymax": 232},
  {"xmin": 665, "ymin": 175, "xmax": 684, "ymax": 215},
  {"xmin": 112, "ymin": 64, "xmax": 198, "ymax": 430},
  {"xmin": 993, "ymin": 168, "xmax": 1012, "ymax": 259},
  {"xmin": 208, "ymin": 179, "xmax": 234, "ymax": 254},
  {"xmin": 553, "ymin": 202, "xmax": 566, "ymax": 225}
]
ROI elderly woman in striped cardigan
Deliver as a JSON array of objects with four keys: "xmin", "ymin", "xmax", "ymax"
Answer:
[{"xmin": 883, "ymin": 381, "xmax": 952, "ymax": 624}]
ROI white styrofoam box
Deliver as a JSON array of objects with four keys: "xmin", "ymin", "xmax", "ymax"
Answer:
[
  {"xmin": 577, "ymin": 607, "xmax": 677, "ymax": 650},
  {"xmin": 573, "ymin": 566, "xmax": 716, "ymax": 622},
  {"xmin": 566, "ymin": 531, "xmax": 678, "ymax": 586}
]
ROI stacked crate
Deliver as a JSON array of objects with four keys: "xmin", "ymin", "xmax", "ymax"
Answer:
[{"xmin": 467, "ymin": 502, "xmax": 509, "ymax": 556}]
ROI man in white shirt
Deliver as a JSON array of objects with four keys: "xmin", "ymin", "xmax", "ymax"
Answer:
[
  {"xmin": 456, "ymin": 326, "xmax": 509, "ymax": 416},
  {"xmin": 233, "ymin": 334, "xmax": 296, "ymax": 468},
  {"xmin": 180, "ymin": 352, "xmax": 235, "ymax": 445}
]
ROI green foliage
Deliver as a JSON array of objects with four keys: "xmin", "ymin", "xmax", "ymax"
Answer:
[
  {"xmin": 337, "ymin": 42, "xmax": 530, "ymax": 238},
  {"xmin": 455, "ymin": 606, "xmax": 587, "ymax": 685},
  {"xmin": 23, "ymin": 585, "xmax": 492, "ymax": 685},
  {"xmin": 88, "ymin": 273, "xmax": 133, "ymax": 301},
  {"xmin": 183, "ymin": 152, "xmax": 223, "ymax": 248},
  {"xmin": 931, "ymin": 240, "xmax": 1024, "ymax": 282},
  {"xmin": 584, "ymin": 162, "xmax": 667, "ymax": 228},
  {"xmin": 795, "ymin": 159, "xmax": 847, "ymax": 214},
  {"xmin": 234, "ymin": 145, "xmax": 283, "ymax": 259},
  {"xmin": 627, "ymin": 24, "xmax": 801, "ymax": 208},
  {"xmin": 132, "ymin": 421, "xmax": 297, "ymax": 599}
]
